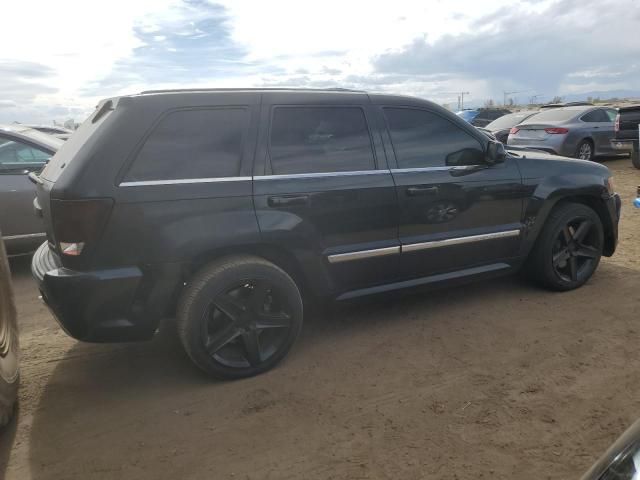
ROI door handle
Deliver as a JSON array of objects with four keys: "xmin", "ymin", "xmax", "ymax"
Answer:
[
  {"xmin": 268, "ymin": 195, "xmax": 309, "ymax": 207},
  {"xmin": 406, "ymin": 186, "xmax": 439, "ymax": 197}
]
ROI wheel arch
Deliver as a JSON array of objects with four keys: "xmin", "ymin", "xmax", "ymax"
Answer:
[{"xmin": 522, "ymin": 191, "xmax": 616, "ymax": 258}]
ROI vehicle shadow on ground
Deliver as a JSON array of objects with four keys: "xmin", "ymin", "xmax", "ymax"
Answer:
[{"xmin": 24, "ymin": 261, "xmax": 639, "ymax": 479}]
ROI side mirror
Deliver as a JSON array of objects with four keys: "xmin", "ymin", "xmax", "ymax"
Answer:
[
  {"xmin": 486, "ymin": 141, "xmax": 506, "ymax": 165},
  {"xmin": 581, "ymin": 419, "xmax": 640, "ymax": 480}
]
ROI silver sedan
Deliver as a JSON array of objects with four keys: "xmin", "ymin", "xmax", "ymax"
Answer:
[{"xmin": 507, "ymin": 106, "xmax": 617, "ymax": 160}]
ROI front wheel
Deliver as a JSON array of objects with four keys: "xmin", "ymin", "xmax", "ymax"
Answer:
[
  {"xmin": 177, "ymin": 255, "xmax": 303, "ymax": 379},
  {"xmin": 526, "ymin": 203, "xmax": 604, "ymax": 291}
]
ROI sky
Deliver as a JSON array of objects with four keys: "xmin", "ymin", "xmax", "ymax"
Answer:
[{"xmin": 1, "ymin": 0, "xmax": 639, "ymax": 124}]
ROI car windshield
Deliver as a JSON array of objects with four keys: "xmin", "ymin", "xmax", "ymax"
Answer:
[
  {"xmin": 456, "ymin": 110, "xmax": 478, "ymax": 121},
  {"xmin": 486, "ymin": 111, "xmax": 537, "ymax": 130},
  {"xmin": 522, "ymin": 108, "xmax": 581, "ymax": 123}
]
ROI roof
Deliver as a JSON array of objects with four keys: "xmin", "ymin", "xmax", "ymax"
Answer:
[
  {"xmin": 139, "ymin": 87, "xmax": 366, "ymax": 95},
  {"xmin": 0, "ymin": 123, "xmax": 64, "ymax": 151}
]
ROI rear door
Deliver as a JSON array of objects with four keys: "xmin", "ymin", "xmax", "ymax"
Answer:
[
  {"xmin": 253, "ymin": 94, "xmax": 400, "ymax": 294},
  {"xmin": 0, "ymin": 136, "xmax": 50, "ymax": 249},
  {"xmin": 379, "ymin": 106, "xmax": 524, "ymax": 280},
  {"xmin": 581, "ymin": 108, "xmax": 615, "ymax": 154}
]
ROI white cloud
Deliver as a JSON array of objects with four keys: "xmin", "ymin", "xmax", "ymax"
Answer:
[{"xmin": 0, "ymin": 0, "xmax": 637, "ymax": 123}]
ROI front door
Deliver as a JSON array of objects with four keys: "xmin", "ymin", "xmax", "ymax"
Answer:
[
  {"xmin": 379, "ymin": 106, "xmax": 524, "ymax": 280},
  {"xmin": 253, "ymin": 96, "xmax": 400, "ymax": 294}
]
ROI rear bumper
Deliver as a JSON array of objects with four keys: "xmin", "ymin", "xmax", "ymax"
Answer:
[
  {"xmin": 610, "ymin": 139, "xmax": 638, "ymax": 153},
  {"xmin": 31, "ymin": 242, "xmax": 181, "ymax": 342}
]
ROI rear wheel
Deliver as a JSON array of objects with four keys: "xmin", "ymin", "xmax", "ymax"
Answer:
[
  {"xmin": 0, "ymin": 237, "xmax": 19, "ymax": 428},
  {"xmin": 575, "ymin": 139, "xmax": 594, "ymax": 161},
  {"xmin": 177, "ymin": 255, "xmax": 303, "ymax": 379},
  {"xmin": 526, "ymin": 203, "xmax": 603, "ymax": 291}
]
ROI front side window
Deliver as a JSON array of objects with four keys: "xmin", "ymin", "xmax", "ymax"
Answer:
[
  {"xmin": 0, "ymin": 138, "xmax": 50, "ymax": 172},
  {"xmin": 269, "ymin": 107, "xmax": 375, "ymax": 175},
  {"xmin": 124, "ymin": 108, "xmax": 247, "ymax": 182},
  {"xmin": 384, "ymin": 108, "xmax": 485, "ymax": 168}
]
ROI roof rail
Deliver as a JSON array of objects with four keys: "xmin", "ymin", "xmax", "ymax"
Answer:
[{"xmin": 139, "ymin": 87, "xmax": 366, "ymax": 95}]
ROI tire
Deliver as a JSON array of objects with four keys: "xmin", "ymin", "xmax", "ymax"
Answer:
[
  {"xmin": 0, "ymin": 237, "xmax": 19, "ymax": 428},
  {"xmin": 177, "ymin": 255, "xmax": 303, "ymax": 379},
  {"xmin": 575, "ymin": 139, "xmax": 594, "ymax": 161},
  {"xmin": 632, "ymin": 151, "xmax": 640, "ymax": 170},
  {"xmin": 526, "ymin": 203, "xmax": 604, "ymax": 291}
]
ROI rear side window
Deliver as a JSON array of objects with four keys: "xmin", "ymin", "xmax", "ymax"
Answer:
[
  {"xmin": 268, "ymin": 107, "xmax": 375, "ymax": 175},
  {"xmin": 125, "ymin": 108, "xmax": 247, "ymax": 182},
  {"xmin": 581, "ymin": 109, "xmax": 610, "ymax": 123},
  {"xmin": 384, "ymin": 108, "xmax": 484, "ymax": 168},
  {"xmin": 0, "ymin": 139, "xmax": 51, "ymax": 173}
]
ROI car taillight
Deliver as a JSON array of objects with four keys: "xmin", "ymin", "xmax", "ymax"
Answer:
[
  {"xmin": 509, "ymin": 127, "xmax": 519, "ymax": 135},
  {"xmin": 544, "ymin": 127, "xmax": 569, "ymax": 134},
  {"xmin": 614, "ymin": 113, "xmax": 620, "ymax": 132},
  {"xmin": 50, "ymin": 198, "xmax": 114, "ymax": 256}
]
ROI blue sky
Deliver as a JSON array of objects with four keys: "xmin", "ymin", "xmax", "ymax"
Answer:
[{"xmin": 1, "ymin": 0, "xmax": 639, "ymax": 123}]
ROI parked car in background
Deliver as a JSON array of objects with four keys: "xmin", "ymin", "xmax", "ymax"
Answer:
[
  {"xmin": 539, "ymin": 101, "xmax": 593, "ymax": 110},
  {"xmin": 610, "ymin": 105, "xmax": 640, "ymax": 169},
  {"xmin": 507, "ymin": 106, "xmax": 617, "ymax": 160},
  {"xmin": 0, "ymin": 234, "xmax": 19, "ymax": 427},
  {"xmin": 456, "ymin": 108, "xmax": 511, "ymax": 127},
  {"xmin": 15, "ymin": 123, "xmax": 73, "ymax": 140},
  {"xmin": 31, "ymin": 88, "xmax": 619, "ymax": 380},
  {"xmin": 0, "ymin": 124, "xmax": 62, "ymax": 255},
  {"xmin": 484, "ymin": 110, "xmax": 539, "ymax": 143}
]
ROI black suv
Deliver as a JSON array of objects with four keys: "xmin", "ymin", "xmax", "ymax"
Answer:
[
  {"xmin": 611, "ymin": 105, "xmax": 640, "ymax": 169},
  {"xmin": 31, "ymin": 89, "xmax": 621, "ymax": 379}
]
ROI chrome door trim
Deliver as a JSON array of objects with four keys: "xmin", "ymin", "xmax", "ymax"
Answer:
[
  {"xmin": 402, "ymin": 229, "xmax": 521, "ymax": 253},
  {"xmin": 327, "ymin": 245, "xmax": 400, "ymax": 264},
  {"xmin": 119, "ymin": 176, "xmax": 252, "ymax": 187},
  {"xmin": 390, "ymin": 165, "xmax": 481, "ymax": 174},
  {"xmin": 2, "ymin": 232, "xmax": 46, "ymax": 241},
  {"xmin": 255, "ymin": 170, "xmax": 389, "ymax": 181}
]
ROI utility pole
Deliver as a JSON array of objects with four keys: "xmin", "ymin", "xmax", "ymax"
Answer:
[
  {"xmin": 444, "ymin": 91, "xmax": 470, "ymax": 110},
  {"xmin": 504, "ymin": 90, "xmax": 527, "ymax": 106}
]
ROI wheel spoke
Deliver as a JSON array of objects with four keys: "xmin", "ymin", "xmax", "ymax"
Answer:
[
  {"xmin": 213, "ymin": 294, "xmax": 246, "ymax": 321},
  {"xmin": 572, "ymin": 220, "xmax": 593, "ymax": 243},
  {"xmin": 562, "ymin": 226, "xmax": 572, "ymax": 245},
  {"xmin": 241, "ymin": 330, "xmax": 262, "ymax": 366},
  {"xmin": 249, "ymin": 280, "xmax": 271, "ymax": 311},
  {"xmin": 575, "ymin": 245, "xmax": 599, "ymax": 259},
  {"xmin": 206, "ymin": 324, "xmax": 242, "ymax": 355},
  {"xmin": 255, "ymin": 311, "xmax": 291, "ymax": 329},
  {"xmin": 552, "ymin": 249, "xmax": 570, "ymax": 267},
  {"xmin": 568, "ymin": 256, "xmax": 578, "ymax": 281}
]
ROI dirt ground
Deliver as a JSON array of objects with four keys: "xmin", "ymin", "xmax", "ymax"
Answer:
[{"xmin": 1, "ymin": 157, "xmax": 639, "ymax": 480}]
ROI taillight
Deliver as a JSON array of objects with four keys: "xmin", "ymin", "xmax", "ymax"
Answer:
[
  {"xmin": 544, "ymin": 127, "xmax": 569, "ymax": 134},
  {"xmin": 615, "ymin": 113, "xmax": 620, "ymax": 132},
  {"xmin": 50, "ymin": 199, "xmax": 113, "ymax": 256},
  {"xmin": 509, "ymin": 127, "xmax": 519, "ymax": 135}
]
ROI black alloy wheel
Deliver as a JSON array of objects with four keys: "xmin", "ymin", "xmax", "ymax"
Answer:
[
  {"xmin": 551, "ymin": 217, "xmax": 601, "ymax": 283},
  {"xmin": 178, "ymin": 256, "xmax": 303, "ymax": 379},
  {"xmin": 203, "ymin": 280, "xmax": 293, "ymax": 369}
]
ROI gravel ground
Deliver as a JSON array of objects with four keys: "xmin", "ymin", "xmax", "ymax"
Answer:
[{"xmin": 1, "ymin": 157, "xmax": 639, "ymax": 480}]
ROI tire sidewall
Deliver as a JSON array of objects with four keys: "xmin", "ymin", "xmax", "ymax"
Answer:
[
  {"xmin": 576, "ymin": 140, "xmax": 594, "ymax": 161},
  {"xmin": 0, "ymin": 237, "xmax": 19, "ymax": 426},
  {"xmin": 179, "ymin": 258, "xmax": 303, "ymax": 379}
]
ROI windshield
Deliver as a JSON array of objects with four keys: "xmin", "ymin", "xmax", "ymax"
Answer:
[
  {"xmin": 486, "ymin": 111, "xmax": 537, "ymax": 130},
  {"xmin": 456, "ymin": 110, "xmax": 479, "ymax": 122},
  {"xmin": 522, "ymin": 108, "xmax": 583, "ymax": 123}
]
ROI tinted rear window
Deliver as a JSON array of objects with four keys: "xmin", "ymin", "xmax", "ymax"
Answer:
[
  {"xmin": 522, "ymin": 109, "xmax": 580, "ymax": 123},
  {"xmin": 124, "ymin": 108, "xmax": 247, "ymax": 182},
  {"xmin": 269, "ymin": 107, "xmax": 375, "ymax": 175}
]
